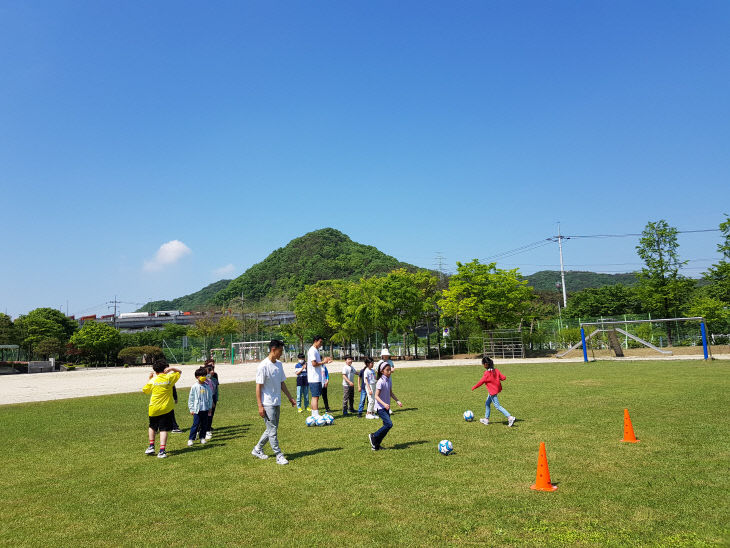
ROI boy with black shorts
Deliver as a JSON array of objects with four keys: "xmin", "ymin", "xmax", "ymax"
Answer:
[{"xmin": 142, "ymin": 359, "xmax": 182, "ymax": 459}]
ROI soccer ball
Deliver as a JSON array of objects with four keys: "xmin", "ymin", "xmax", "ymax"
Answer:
[
  {"xmin": 323, "ymin": 414, "xmax": 334, "ymax": 425},
  {"xmin": 305, "ymin": 416, "xmax": 316, "ymax": 427},
  {"xmin": 463, "ymin": 410, "xmax": 474, "ymax": 422},
  {"xmin": 315, "ymin": 416, "xmax": 326, "ymax": 427},
  {"xmin": 438, "ymin": 439, "xmax": 454, "ymax": 455}
]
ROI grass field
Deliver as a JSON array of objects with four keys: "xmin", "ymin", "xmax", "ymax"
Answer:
[{"xmin": 1, "ymin": 360, "xmax": 728, "ymax": 547}]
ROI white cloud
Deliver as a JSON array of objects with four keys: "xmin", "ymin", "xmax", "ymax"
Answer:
[
  {"xmin": 143, "ymin": 240, "xmax": 192, "ymax": 272},
  {"xmin": 213, "ymin": 263, "xmax": 236, "ymax": 277}
]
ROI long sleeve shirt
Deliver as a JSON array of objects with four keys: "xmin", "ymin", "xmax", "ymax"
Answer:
[
  {"xmin": 471, "ymin": 368, "xmax": 506, "ymax": 396},
  {"xmin": 188, "ymin": 382, "xmax": 213, "ymax": 414}
]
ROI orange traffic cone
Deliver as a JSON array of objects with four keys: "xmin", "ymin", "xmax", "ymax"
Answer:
[
  {"xmin": 530, "ymin": 442, "xmax": 558, "ymax": 492},
  {"xmin": 622, "ymin": 408, "xmax": 639, "ymax": 443}
]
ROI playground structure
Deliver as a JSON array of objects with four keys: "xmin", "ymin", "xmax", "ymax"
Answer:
[{"xmin": 556, "ymin": 317, "xmax": 711, "ymax": 361}]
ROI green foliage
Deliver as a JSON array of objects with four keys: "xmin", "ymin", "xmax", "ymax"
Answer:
[
  {"xmin": 702, "ymin": 215, "xmax": 730, "ymax": 304},
  {"xmin": 635, "ymin": 220, "xmax": 696, "ymax": 343},
  {"xmin": 33, "ymin": 338, "xmax": 65, "ymax": 359},
  {"xmin": 137, "ymin": 279, "xmax": 232, "ymax": 312},
  {"xmin": 439, "ymin": 260, "xmax": 533, "ymax": 330},
  {"xmin": 563, "ymin": 284, "xmax": 643, "ymax": 318},
  {"xmin": 117, "ymin": 346, "xmax": 164, "ymax": 365},
  {"xmin": 525, "ymin": 270, "xmax": 638, "ymax": 291},
  {"xmin": 69, "ymin": 321, "xmax": 122, "ymax": 365},
  {"xmin": 15, "ymin": 308, "xmax": 78, "ymax": 357},
  {"xmin": 0, "ymin": 313, "xmax": 19, "ymax": 351},
  {"xmin": 214, "ymin": 228, "xmax": 423, "ymax": 306},
  {"xmin": 687, "ymin": 296, "xmax": 730, "ymax": 332}
]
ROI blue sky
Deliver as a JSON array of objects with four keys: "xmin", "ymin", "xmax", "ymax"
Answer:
[{"xmin": 1, "ymin": 1, "xmax": 728, "ymax": 318}]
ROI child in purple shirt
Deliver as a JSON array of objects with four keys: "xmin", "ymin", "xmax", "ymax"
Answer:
[{"xmin": 367, "ymin": 361, "xmax": 402, "ymax": 451}]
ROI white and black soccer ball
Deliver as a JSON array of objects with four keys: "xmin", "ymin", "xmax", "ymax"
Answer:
[
  {"xmin": 438, "ymin": 439, "xmax": 454, "ymax": 455},
  {"xmin": 324, "ymin": 414, "xmax": 334, "ymax": 425},
  {"xmin": 463, "ymin": 410, "xmax": 474, "ymax": 422},
  {"xmin": 315, "ymin": 416, "xmax": 327, "ymax": 427},
  {"xmin": 305, "ymin": 415, "xmax": 317, "ymax": 427}
]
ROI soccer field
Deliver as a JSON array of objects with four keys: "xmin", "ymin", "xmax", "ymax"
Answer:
[{"xmin": 1, "ymin": 359, "xmax": 728, "ymax": 546}]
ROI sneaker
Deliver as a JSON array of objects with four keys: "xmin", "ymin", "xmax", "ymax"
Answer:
[
  {"xmin": 200, "ymin": 437, "xmax": 207, "ymax": 445},
  {"xmin": 297, "ymin": 407, "xmax": 303, "ymax": 413},
  {"xmin": 187, "ymin": 439, "xmax": 194, "ymax": 447},
  {"xmin": 366, "ymin": 414, "xmax": 376, "ymax": 419},
  {"xmin": 480, "ymin": 418, "xmax": 489, "ymax": 425},
  {"xmin": 171, "ymin": 428, "xmax": 182, "ymax": 433},
  {"xmin": 157, "ymin": 449, "xmax": 167, "ymax": 459},
  {"xmin": 306, "ymin": 406, "xmax": 311, "ymax": 411},
  {"xmin": 251, "ymin": 447, "xmax": 269, "ymax": 460},
  {"xmin": 145, "ymin": 445, "xmax": 156, "ymax": 455},
  {"xmin": 275, "ymin": 453, "xmax": 289, "ymax": 465},
  {"xmin": 358, "ymin": 413, "xmax": 363, "ymax": 418},
  {"xmin": 368, "ymin": 433, "xmax": 376, "ymax": 451},
  {"xmin": 205, "ymin": 431, "xmax": 212, "ymax": 440},
  {"xmin": 508, "ymin": 416, "xmax": 516, "ymax": 427}
]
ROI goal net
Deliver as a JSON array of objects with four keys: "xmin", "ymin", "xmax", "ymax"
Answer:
[{"xmin": 558, "ymin": 317, "xmax": 711, "ymax": 361}]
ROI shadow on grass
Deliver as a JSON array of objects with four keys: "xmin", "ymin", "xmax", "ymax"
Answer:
[
  {"xmin": 286, "ymin": 446, "xmax": 343, "ymax": 460},
  {"xmin": 392, "ymin": 407, "xmax": 419, "ymax": 414},
  {"xmin": 388, "ymin": 440, "xmax": 429, "ymax": 450}
]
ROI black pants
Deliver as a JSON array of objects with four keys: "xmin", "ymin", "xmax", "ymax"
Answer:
[{"xmin": 322, "ymin": 385, "xmax": 330, "ymax": 411}]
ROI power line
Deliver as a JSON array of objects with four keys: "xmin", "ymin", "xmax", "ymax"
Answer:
[{"xmin": 566, "ymin": 228, "xmax": 720, "ymax": 239}]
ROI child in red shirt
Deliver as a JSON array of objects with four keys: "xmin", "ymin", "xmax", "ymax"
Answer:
[{"xmin": 471, "ymin": 356, "xmax": 516, "ymax": 426}]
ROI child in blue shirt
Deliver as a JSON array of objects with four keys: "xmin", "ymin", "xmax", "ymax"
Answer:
[{"xmin": 187, "ymin": 367, "xmax": 214, "ymax": 447}]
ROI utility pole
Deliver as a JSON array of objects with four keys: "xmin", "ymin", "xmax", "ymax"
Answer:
[
  {"xmin": 107, "ymin": 295, "xmax": 120, "ymax": 327},
  {"xmin": 550, "ymin": 224, "xmax": 568, "ymax": 308}
]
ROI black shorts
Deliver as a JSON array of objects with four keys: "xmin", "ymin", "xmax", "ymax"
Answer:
[{"xmin": 149, "ymin": 411, "xmax": 174, "ymax": 432}]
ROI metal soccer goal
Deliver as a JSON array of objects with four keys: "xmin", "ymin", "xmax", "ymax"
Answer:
[{"xmin": 560, "ymin": 316, "xmax": 711, "ymax": 362}]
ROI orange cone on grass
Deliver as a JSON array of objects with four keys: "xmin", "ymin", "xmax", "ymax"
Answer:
[
  {"xmin": 530, "ymin": 442, "xmax": 558, "ymax": 492},
  {"xmin": 622, "ymin": 408, "xmax": 639, "ymax": 443}
]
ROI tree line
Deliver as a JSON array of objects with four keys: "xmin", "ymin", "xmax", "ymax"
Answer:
[{"xmin": 1, "ymin": 216, "xmax": 727, "ymax": 364}]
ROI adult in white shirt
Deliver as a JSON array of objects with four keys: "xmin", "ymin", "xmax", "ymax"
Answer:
[
  {"xmin": 307, "ymin": 335, "xmax": 332, "ymax": 418},
  {"xmin": 252, "ymin": 340, "xmax": 296, "ymax": 465}
]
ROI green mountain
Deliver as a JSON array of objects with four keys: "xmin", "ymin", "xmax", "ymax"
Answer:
[
  {"xmin": 137, "ymin": 279, "xmax": 232, "ymax": 312},
  {"xmin": 213, "ymin": 228, "xmax": 420, "ymax": 306},
  {"xmin": 138, "ymin": 228, "xmax": 421, "ymax": 312},
  {"xmin": 525, "ymin": 270, "xmax": 638, "ymax": 292}
]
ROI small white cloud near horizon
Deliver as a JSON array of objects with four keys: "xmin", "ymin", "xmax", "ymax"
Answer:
[
  {"xmin": 213, "ymin": 263, "xmax": 236, "ymax": 277},
  {"xmin": 143, "ymin": 240, "xmax": 192, "ymax": 272}
]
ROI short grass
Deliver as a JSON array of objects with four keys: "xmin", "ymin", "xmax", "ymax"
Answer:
[{"xmin": 1, "ymin": 360, "xmax": 728, "ymax": 547}]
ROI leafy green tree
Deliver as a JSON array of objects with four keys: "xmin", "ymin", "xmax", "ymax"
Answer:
[
  {"xmin": 216, "ymin": 316, "xmax": 242, "ymax": 336},
  {"xmin": 293, "ymin": 282, "xmax": 337, "ymax": 343},
  {"xmin": 0, "ymin": 313, "xmax": 20, "ymax": 360},
  {"xmin": 438, "ymin": 260, "xmax": 533, "ymax": 331},
  {"xmin": 703, "ymin": 215, "xmax": 730, "ymax": 303},
  {"xmin": 15, "ymin": 308, "xmax": 78, "ymax": 357},
  {"xmin": 34, "ymin": 338, "xmax": 65, "ymax": 360},
  {"xmin": 69, "ymin": 321, "xmax": 122, "ymax": 365},
  {"xmin": 279, "ymin": 320, "xmax": 309, "ymax": 353},
  {"xmin": 635, "ymin": 220, "xmax": 694, "ymax": 344},
  {"xmin": 563, "ymin": 285, "xmax": 643, "ymax": 318},
  {"xmin": 687, "ymin": 295, "xmax": 729, "ymax": 333}
]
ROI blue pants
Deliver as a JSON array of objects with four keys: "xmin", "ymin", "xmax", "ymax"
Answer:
[
  {"xmin": 485, "ymin": 394, "xmax": 510, "ymax": 420},
  {"xmin": 189, "ymin": 411, "xmax": 211, "ymax": 441},
  {"xmin": 357, "ymin": 388, "xmax": 367, "ymax": 414},
  {"xmin": 296, "ymin": 385, "xmax": 309, "ymax": 408},
  {"xmin": 372, "ymin": 408, "xmax": 393, "ymax": 447}
]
